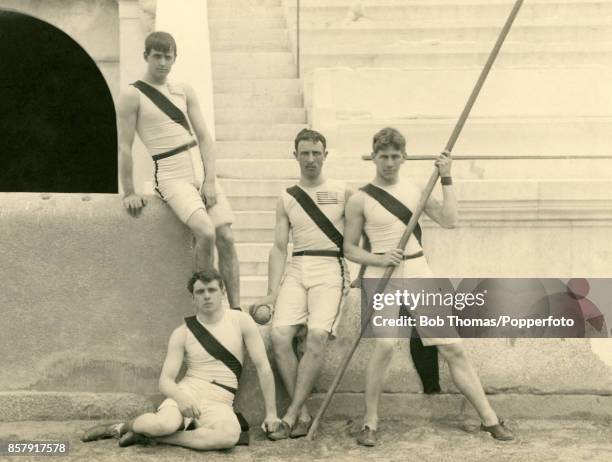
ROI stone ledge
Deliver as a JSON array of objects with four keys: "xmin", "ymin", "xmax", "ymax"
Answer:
[
  {"xmin": 310, "ymin": 393, "xmax": 612, "ymax": 422},
  {"xmin": 2, "ymin": 192, "xmax": 610, "ymax": 224},
  {"xmin": 2, "ymin": 391, "xmax": 611, "ymax": 422},
  {"xmin": 0, "ymin": 392, "xmax": 155, "ymax": 422}
]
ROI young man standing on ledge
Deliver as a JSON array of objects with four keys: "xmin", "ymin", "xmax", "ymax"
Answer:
[
  {"xmin": 117, "ymin": 31, "xmax": 241, "ymax": 310},
  {"xmin": 82, "ymin": 269, "xmax": 280, "ymax": 450},
  {"xmin": 343, "ymin": 127, "xmax": 514, "ymax": 446},
  {"xmin": 250, "ymin": 129, "xmax": 351, "ymax": 440}
]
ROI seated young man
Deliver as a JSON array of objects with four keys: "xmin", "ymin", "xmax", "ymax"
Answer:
[{"xmin": 82, "ymin": 269, "xmax": 279, "ymax": 450}]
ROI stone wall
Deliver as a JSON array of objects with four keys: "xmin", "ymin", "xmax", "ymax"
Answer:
[
  {"xmin": 0, "ymin": 0, "xmax": 120, "ymax": 98},
  {"xmin": 1, "ymin": 194, "xmax": 610, "ymax": 422}
]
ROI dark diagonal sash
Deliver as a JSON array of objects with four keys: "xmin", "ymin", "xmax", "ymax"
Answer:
[
  {"xmin": 184, "ymin": 316, "xmax": 242, "ymax": 383},
  {"xmin": 286, "ymin": 185, "xmax": 344, "ymax": 250},
  {"xmin": 360, "ymin": 184, "xmax": 436, "ymax": 391},
  {"xmin": 131, "ymin": 80, "xmax": 192, "ymax": 135},
  {"xmin": 360, "ymin": 183, "xmax": 423, "ymax": 246}
]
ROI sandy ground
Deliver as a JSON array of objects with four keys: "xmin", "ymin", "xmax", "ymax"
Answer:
[{"xmin": 0, "ymin": 418, "xmax": 610, "ymax": 462}]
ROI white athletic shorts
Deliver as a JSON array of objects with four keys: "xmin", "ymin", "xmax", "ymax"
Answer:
[
  {"xmin": 273, "ymin": 255, "xmax": 349, "ymax": 337},
  {"xmin": 157, "ymin": 380, "xmax": 240, "ymax": 432},
  {"xmin": 154, "ymin": 148, "xmax": 234, "ymax": 225},
  {"xmin": 363, "ymin": 255, "xmax": 461, "ymax": 346}
]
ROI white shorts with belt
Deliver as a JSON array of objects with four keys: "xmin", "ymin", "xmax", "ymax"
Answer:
[
  {"xmin": 154, "ymin": 148, "xmax": 234, "ymax": 225},
  {"xmin": 363, "ymin": 256, "xmax": 460, "ymax": 346},
  {"xmin": 273, "ymin": 255, "xmax": 349, "ymax": 337},
  {"xmin": 157, "ymin": 378, "xmax": 240, "ymax": 432}
]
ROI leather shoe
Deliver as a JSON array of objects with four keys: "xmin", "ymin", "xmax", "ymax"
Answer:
[
  {"xmin": 267, "ymin": 420, "xmax": 292, "ymax": 441},
  {"xmin": 81, "ymin": 422, "xmax": 123, "ymax": 442},
  {"xmin": 118, "ymin": 431, "xmax": 150, "ymax": 447},
  {"xmin": 290, "ymin": 419, "xmax": 312, "ymax": 439},
  {"xmin": 480, "ymin": 420, "xmax": 515, "ymax": 441},
  {"xmin": 356, "ymin": 426, "xmax": 377, "ymax": 447}
]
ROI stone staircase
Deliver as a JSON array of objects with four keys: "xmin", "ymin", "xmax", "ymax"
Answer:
[
  {"xmin": 285, "ymin": 0, "xmax": 612, "ymax": 73},
  {"xmin": 282, "ymin": 0, "xmax": 612, "ymax": 156},
  {"xmin": 208, "ymin": 0, "xmax": 306, "ymax": 305},
  {"xmin": 209, "ymin": 0, "xmax": 612, "ymax": 305}
]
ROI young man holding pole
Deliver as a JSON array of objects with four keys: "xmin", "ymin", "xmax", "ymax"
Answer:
[{"xmin": 343, "ymin": 127, "xmax": 514, "ymax": 446}]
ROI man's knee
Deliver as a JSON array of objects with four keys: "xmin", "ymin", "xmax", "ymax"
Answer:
[
  {"xmin": 271, "ymin": 327, "xmax": 295, "ymax": 356},
  {"xmin": 438, "ymin": 343, "xmax": 466, "ymax": 363},
  {"xmin": 188, "ymin": 213, "xmax": 216, "ymax": 243},
  {"xmin": 215, "ymin": 225, "xmax": 235, "ymax": 252},
  {"xmin": 305, "ymin": 329, "xmax": 329, "ymax": 356},
  {"xmin": 218, "ymin": 421, "xmax": 241, "ymax": 448},
  {"xmin": 195, "ymin": 420, "xmax": 240, "ymax": 450}
]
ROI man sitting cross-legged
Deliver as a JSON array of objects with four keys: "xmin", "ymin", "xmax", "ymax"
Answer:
[{"xmin": 82, "ymin": 269, "xmax": 280, "ymax": 450}]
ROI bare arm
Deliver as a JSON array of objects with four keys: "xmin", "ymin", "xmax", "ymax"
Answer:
[
  {"xmin": 185, "ymin": 84, "xmax": 217, "ymax": 205},
  {"xmin": 343, "ymin": 192, "xmax": 403, "ymax": 267},
  {"xmin": 158, "ymin": 326, "xmax": 201, "ymax": 419},
  {"xmin": 342, "ymin": 186, "xmax": 355, "ymax": 288},
  {"xmin": 117, "ymin": 88, "xmax": 139, "ymax": 196},
  {"xmin": 343, "ymin": 186, "xmax": 354, "ymax": 209},
  {"xmin": 424, "ymin": 150, "xmax": 458, "ymax": 228},
  {"xmin": 267, "ymin": 197, "xmax": 290, "ymax": 298},
  {"xmin": 117, "ymin": 87, "xmax": 147, "ymax": 216},
  {"xmin": 239, "ymin": 313, "xmax": 279, "ymax": 427},
  {"xmin": 424, "ymin": 192, "xmax": 457, "ymax": 229}
]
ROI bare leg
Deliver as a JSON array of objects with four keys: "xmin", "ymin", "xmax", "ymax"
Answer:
[
  {"xmin": 186, "ymin": 209, "xmax": 216, "ymax": 272},
  {"xmin": 363, "ymin": 338, "xmax": 397, "ymax": 430},
  {"xmin": 215, "ymin": 224, "xmax": 240, "ymax": 308},
  {"xmin": 156, "ymin": 421, "xmax": 240, "ymax": 451},
  {"xmin": 271, "ymin": 325, "xmax": 311, "ymax": 421},
  {"xmin": 131, "ymin": 407, "xmax": 183, "ymax": 437},
  {"xmin": 437, "ymin": 343, "xmax": 498, "ymax": 426},
  {"xmin": 282, "ymin": 328, "xmax": 329, "ymax": 426}
]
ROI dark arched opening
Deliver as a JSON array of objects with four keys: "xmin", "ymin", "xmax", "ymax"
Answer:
[{"xmin": 0, "ymin": 9, "xmax": 117, "ymax": 193}]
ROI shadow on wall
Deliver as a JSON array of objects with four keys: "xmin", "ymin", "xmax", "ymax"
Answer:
[{"xmin": 0, "ymin": 9, "xmax": 117, "ymax": 193}]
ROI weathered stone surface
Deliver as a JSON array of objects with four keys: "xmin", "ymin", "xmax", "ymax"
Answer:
[
  {"xmin": 1, "ymin": 195, "xmax": 611, "ymax": 424},
  {"xmin": 0, "ymin": 392, "xmax": 154, "ymax": 422},
  {"xmin": 309, "ymin": 393, "xmax": 612, "ymax": 422},
  {"xmin": 0, "ymin": 0, "xmax": 119, "ymax": 95},
  {"xmin": 2, "ymin": 391, "xmax": 611, "ymax": 423},
  {"xmin": 0, "ymin": 195, "xmax": 192, "ymax": 393}
]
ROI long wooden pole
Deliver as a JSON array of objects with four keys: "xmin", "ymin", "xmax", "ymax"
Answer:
[
  {"xmin": 360, "ymin": 154, "xmax": 612, "ymax": 161},
  {"xmin": 307, "ymin": 0, "xmax": 525, "ymax": 441}
]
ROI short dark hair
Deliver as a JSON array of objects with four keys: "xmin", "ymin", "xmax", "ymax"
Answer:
[
  {"xmin": 187, "ymin": 269, "xmax": 224, "ymax": 294},
  {"xmin": 144, "ymin": 31, "xmax": 177, "ymax": 56},
  {"xmin": 372, "ymin": 127, "xmax": 406, "ymax": 154},
  {"xmin": 294, "ymin": 128, "xmax": 327, "ymax": 152}
]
